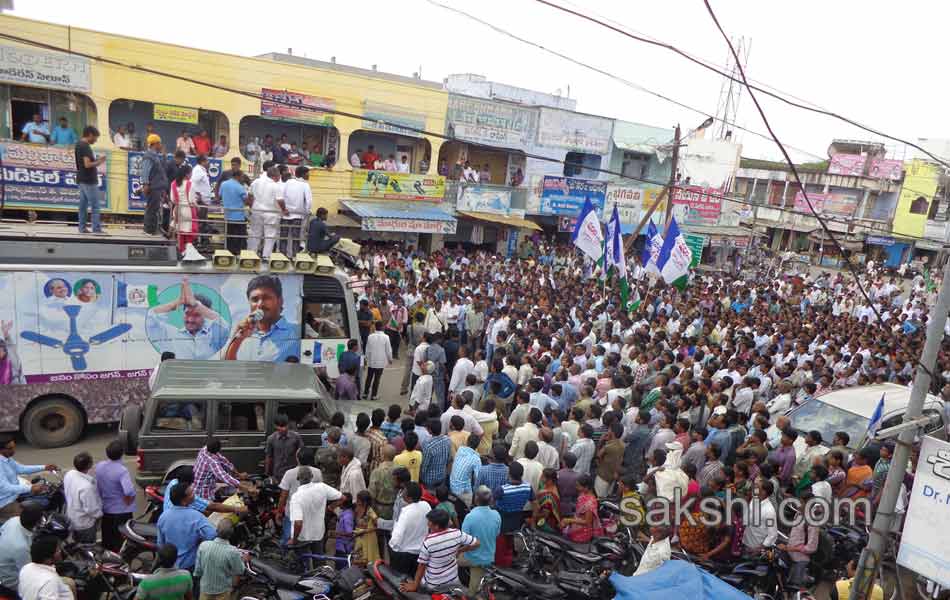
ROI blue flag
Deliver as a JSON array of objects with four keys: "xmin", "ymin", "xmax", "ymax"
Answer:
[
  {"xmin": 641, "ymin": 221, "xmax": 658, "ymax": 267},
  {"xmin": 866, "ymin": 393, "xmax": 885, "ymax": 436}
]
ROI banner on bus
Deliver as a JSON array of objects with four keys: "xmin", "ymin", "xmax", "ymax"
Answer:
[
  {"xmin": 0, "ymin": 141, "xmax": 109, "ymax": 209},
  {"xmin": 350, "ymin": 170, "xmax": 446, "ymax": 202},
  {"xmin": 0, "ymin": 271, "xmax": 306, "ymax": 385},
  {"xmin": 127, "ymin": 152, "xmax": 223, "ymax": 210}
]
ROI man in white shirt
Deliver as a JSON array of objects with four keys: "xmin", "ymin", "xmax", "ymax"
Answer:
[
  {"xmin": 191, "ymin": 155, "xmax": 213, "ymax": 204},
  {"xmin": 364, "ymin": 322, "xmax": 393, "ymax": 402},
  {"xmin": 350, "ymin": 149, "xmax": 363, "ymax": 168},
  {"xmin": 389, "ymin": 483, "xmax": 430, "ymax": 576},
  {"xmin": 743, "ymin": 482, "xmax": 779, "ymax": 553},
  {"xmin": 112, "ymin": 125, "xmax": 131, "ymax": 149},
  {"xmin": 448, "ymin": 346, "xmax": 474, "ymax": 394},
  {"xmin": 248, "ymin": 166, "xmax": 286, "ymax": 258},
  {"xmin": 280, "ymin": 166, "xmax": 313, "ymax": 256},
  {"xmin": 63, "ymin": 452, "xmax": 102, "ymax": 544},
  {"xmin": 288, "ymin": 468, "xmax": 342, "ymax": 554},
  {"xmin": 633, "ymin": 525, "xmax": 672, "ymax": 577},
  {"xmin": 17, "ymin": 536, "xmax": 73, "ymax": 600},
  {"xmin": 397, "ymin": 156, "xmax": 411, "ymax": 173},
  {"xmin": 338, "ymin": 447, "xmax": 366, "ymax": 498}
]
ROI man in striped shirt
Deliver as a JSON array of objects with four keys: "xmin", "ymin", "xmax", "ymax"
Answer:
[
  {"xmin": 399, "ymin": 509, "xmax": 479, "ymax": 594},
  {"xmin": 135, "ymin": 544, "xmax": 193, "ymax": 600},
  {"xmin": 194, "ymin": 520, "xmax": 246, "ymax": 600}
]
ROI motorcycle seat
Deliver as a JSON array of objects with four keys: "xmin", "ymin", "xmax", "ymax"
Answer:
[
  {"xmin": 496, "ymin": 568, "xmax": 566, "ymax": 598},
  {"xmin": 128, "ymin": 520, "xmax": 157, "ymax": 539},
  {"xmin": 373, "ymin": 562, "xmax": 431, "ymax": 600},
  {"xmin": 250, "ymin": 559, "xmax": 300, "ymax": 589}
]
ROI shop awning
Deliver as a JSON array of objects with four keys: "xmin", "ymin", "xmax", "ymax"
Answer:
[
  {"xmin": 341, "ymin": 199, "xmax": 457, "ymax": 234},
  {"xmin": 326, "ymin": 212, "xmax": 361, "ymax": 228},
  {"xmin": 457, "ymin": 211, "xmax": 542, "ymax": 231}
]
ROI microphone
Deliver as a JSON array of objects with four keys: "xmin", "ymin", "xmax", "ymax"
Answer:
[{"xmin": 250, "ymin": 309, "xmax": 264, "ymax": 322}]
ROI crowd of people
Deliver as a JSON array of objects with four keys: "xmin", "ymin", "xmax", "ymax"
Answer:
[{"xmin": 3, "ymin": 236, "xmax": 944, "ymax": 598}]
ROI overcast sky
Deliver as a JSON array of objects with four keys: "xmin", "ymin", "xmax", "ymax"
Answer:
[{"xmin": 12, "ymin": 0, "xmax": 946, "ymax": 163}]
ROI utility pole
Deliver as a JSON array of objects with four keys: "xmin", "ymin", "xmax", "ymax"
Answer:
[
  {"xmin": 849, "ymin": 259, "xmax": 950, "ymax": 600},
  {"xmin": 742, "ymin": 199, "xmax": 758, "ymax": 269},
  {"xmin": 624, "ymin": 124, "xmax": 681, "ymax": 254}
]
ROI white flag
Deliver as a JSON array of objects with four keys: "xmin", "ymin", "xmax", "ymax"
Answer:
[
  {"xmin": 571, "ymin": 198, "xmax": 605, "ymax": 263},
  {"xmin": 657, "ymin": 217, "xmax": 693, "ymax": 287}
]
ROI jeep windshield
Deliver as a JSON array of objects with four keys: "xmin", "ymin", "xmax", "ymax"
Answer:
[{"xmin": 788, "ymin": 399, "xmax": 868, "ymax": 449}]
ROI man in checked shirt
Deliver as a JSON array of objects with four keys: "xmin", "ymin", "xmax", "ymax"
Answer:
[{"xmin": 192, "ymin": 438, "xmax": 252, "ymax": 500}]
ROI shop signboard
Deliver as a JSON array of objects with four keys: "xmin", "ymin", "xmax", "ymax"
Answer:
[
  {"xmin": 447, "ymin": 95, "xmax": 537, "ymax": 148},
  {"xmin": 506, "ymin": 227, "xmax": 519, "ymax": 258},
  {"xmin": 537, "ymin": 108, "xmax": 611, "ymax": 154},
  {"xmin": 868, "ymin": 158, "xmax": 903, "ymax": 181},
  {"xmin": 866, "ymin": 235, "xmax": 895, "ymax": 247},
  {"xmin": 539, "ymin": 176, "xmax": 607, "ymax": 216},
  {"xmin": 828, "ymin": 153, "xmax": 867, "ymax": 176},
  {"xmin": 898, "ymin": 436, "xmax": 950, "ymax": 588},
  {"xmin": 683, "ymin": 233, "xmax": 706, "ymax": 268},
  {"xmin": 260, "ymin": 88, "xmax": 335, "ymax": 126},
  {"xmin": 456, "ymin": 185, "xmax": 512, "ymax": 215},
  {"xmin": 671, "ymin": 186, "xmax": 722, "ymax": 226},
  {"xmin": 793, "ymin": 191, "xmax": 831, "ymax": 213},
  {"xmin": 0, "ymin": 44, "xmax": 91, "ymax": 93},
  {"xmin": 362, "ymin": 216, "xmax": 456, "ymax": 235},
  {"xmin": 153, "ymin": 103, "xmax": 199, "ymax": 124},
  {"xmin": 0, "ymin": 141, "xmax": 108, "ymax": 209},
  {"xmin": 361, "ymin": 101, "xmax": 426, "ymax": 138},
  {"xmin": 678, "ymin": 138, "xmax": 741, "ymax": 190},
  {"xmin": 604, "ymin": 183, "xmax": 666, "ymax": 225},
  {"xmin": 128, "ymin": 152, "xmax": 222, "ymax": 211},
  {"xmin": 350, "ymin": 170, "xmax": 446, "ymax": 202}
]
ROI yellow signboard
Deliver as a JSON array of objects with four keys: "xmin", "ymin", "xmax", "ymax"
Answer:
[
  {"xmin": 153, "ymin": 103, "xmax": 199, "ymax": 124},
  {"xmin": 350, "ymin": 169, "xmax": 446, "ymax": 202},
  {"xmin": 892, "ymin": 159, "xmax": 938, "ymax": 238}
]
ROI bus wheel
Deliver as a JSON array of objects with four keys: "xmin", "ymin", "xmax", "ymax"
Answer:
[{"xmin": 22, "ymin": 397, "xmax": 84, "ymax": 448}]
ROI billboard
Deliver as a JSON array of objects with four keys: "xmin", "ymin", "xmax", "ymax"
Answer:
[
  {"xmin": 898, "ymin": 436, "xmax": 950, "ymax": 588},
  {"xmin": 456, "ymin": 186, "xmax": 512, "ymax": 215},
  {"xmin": 0, "ymin": 44, "xmax": 91, "ymax": 93},
  {"xmin": 793, "ymin": 190, "xmax": 858, "ymax": 216},
  {"xmin": 362, "ymin": 217, "xmax": 457, "ymax": 235},
  {"xmin": 153, "ymin": 103, "xmax": 199, "ymax": 124},
  {"xmin": 868, "ymin": 158, "xmax": 903, "ymax": 181},
  {"xmin": 350, "ymin": 170, "xmax": 446, "ymax": 202},
  {"xmin": 0, "ymin": 141, "xmax": 108, "ymax": 209},
  {"xmin": 671, "ymin": 186, "xmax": 722, "ymax": 226},
  {"xmin": 261, "ymin": 88, "xmax": 335, "ymax": 126},
  {"xmin": 538, "ymin": 176, "xmax": 607, "ymax": 216},
  {"xmin": 537, "ymin": 108, "xmax": 611, "ymax": 154},
  {"xmin": 0, "ymin": 272, "xmax": 302, "ymax": 386},
  {"xmin": 828, "ymin": 153, "xmax": 867, "ymax": 176},
  {"xmin": 678, "ymin": 138, "xmax": 741, "ymax": 191},
  {"xmin": 127, "ymin": 152, "xmax": 223, "ymax": 211},
  {"xmin": 893, "ymin": 159, "xmax": 939, "ymax": 238},
  {"xmin": 447, "ymin": 95, "xmax": 537, "ymax": 148},
  {"xmin": 603, "ymin": 183, "xmax": 666, "ymax": 225}
]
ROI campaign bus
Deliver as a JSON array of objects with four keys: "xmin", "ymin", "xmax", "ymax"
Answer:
[{"xmin": 0, "ymin": 260, "xmax": 357, "ymax": 447}]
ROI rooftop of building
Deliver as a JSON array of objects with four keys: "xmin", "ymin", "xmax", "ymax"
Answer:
[{"xmin": 257, "ymin": 52, "xmax": 444, "ymax": 90}]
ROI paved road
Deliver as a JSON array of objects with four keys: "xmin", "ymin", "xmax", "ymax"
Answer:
[{"xmin": 12, "ymin": 365, "xmax": 410, "ymax": 512}]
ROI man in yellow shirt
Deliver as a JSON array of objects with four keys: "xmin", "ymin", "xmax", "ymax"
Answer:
[
  {"xmin": 835, "ymin": 561, "xmax": 884, "ymax": 600},
  {"xmin": 394, "ymin": 431, "xmax": 423, "ymax": 482}
]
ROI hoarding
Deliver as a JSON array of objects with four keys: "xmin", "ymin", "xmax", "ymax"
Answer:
[
  {"xmin": 603, "ymin": 183, "xmax": 666, "ymax": 225},
  {"xmin": 794, "ymin": 190, "xmax": 859, "ymax": 216},
  {"xmin": 537, "ymin": 108, "xmax": 611, "ymax": 154},
  {"xmin": 362, "ymin": 217, "xmax": 456, "ymax": 234},
  {"xmin": 538, "ymin": 176, "xmax": 607, "ymax": 216},
  {"xmin": 678, "ymin": 138, "xmax": 741, "ymax": 190},
  {"xmin": 350, "ymin": 170, "xmax": 446, "ymax": 202},
  {"xmin": 0, "ymin": 141, "xmax": 108, "ymax": 209},
  {"xmin": 261, "ymin": 88, "xmax": 335, "ymax": 125},
  {"xmin": 670, "ymin": 186, "xmax": 722, "ymax": 226},
  {"xmin": 0, "ymin": 44, "xmax": 91, "ymax": 93},
  {"xmin": 828, "ymin": 153, "xmax": 867, "ymax": 176},
  {"xmin": 868, "ymin": 158, "xmax": 903, "ymax": 181},
  {"xmin": 153, "ymin": 103, "xmax": 199, "ymax": 124},
  {"xmin": 456, "ymin": 186, "xmax": 512, "ymax": 215},
  {"xmin": 898, "ymin": 436, "xmax": 950, "ymax": 588},
  {"xmin": 128, "ymin": 152, "xmax": 222, "ymax": 211},
  {"xmin": 361, "ymin": 100, "xmax": 426, "ymax": 138},
  {"xmin": 447, "ymin": 95, "xmax": 537, "ymax": 148}
]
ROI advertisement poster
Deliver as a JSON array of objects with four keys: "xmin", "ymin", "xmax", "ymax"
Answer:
[
  {"xmin": 670, "ymin": 186, "xmax": 722, "ymax": 226},
  {"xmin": 350, "ymin": 170, "xmax": 446, "ymax": 202},
  {"xmin": 128, "ymin": 152, "xmax": 222, "ymax": 210},
  {"xmin": 898, "ymin": 436, "xmax": 950, "ymax": 587},
  {"xmin": 361, "ymin": 101, "xmax": 426, "ymax": 138},
  {"xmin": 362, "ymin": 217, "xmax": 457, "ymax": 235},
  {"xmin": 868, "ymin": 158, "xmax": 903, "ymax": 181},
  {"xmin": 0, "ymin": 271, "xmax": 303, "ymax": 386},
  {"xmin": 603, "ymin": 183, "xmax": 666, "ymax": 225},
  {"xmin": 893, "ymin": 159, "xmax": 939, "ymax": 239},
  {"xmin": 447, "ymin": 95, "xmax": 537, "ymax": 148},
  {"xmin": 537, "ymin": 108, "xmax": 612, "ymax": 154},
  {"xmin": 827, "ymin": 153, "xmax": 867, "ymax": 176},
  {"xmin": 153, "ymin": 103, "xmax": 199, "ymax": 124},
  {"xmin": 678, "ymin": 138, "xmax": 741, "ymax": 190},
  {"xmin": 0, "ymin": 44, "xmax": 91, "ymax": 93},
  {"xmin": 539, "ymin": 176, "xmax": 607, "ymax": 216},
  {"xmin": 456, "ymin": 186, "xmax": 512, "ymax": 215},
  {"xmin": 261, "ymin": 88, "xmax": 335, "ymax": 126},
  {"xmin": 683, "ymin": 233, "xmax": 706, "ymax": 268},
  {"xmin": 0, "ymin": 141, "xmax": 108, "ymax": 209}
]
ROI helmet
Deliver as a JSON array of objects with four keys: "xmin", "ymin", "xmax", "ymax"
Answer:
[{"xmin": 36, "ymin": 513, "xmax": 70, "ymax": 541}]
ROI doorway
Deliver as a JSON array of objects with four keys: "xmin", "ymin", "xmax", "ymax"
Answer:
[{"xmin": 12, "ymin": 99, "xmax": 49, "ymax": 141}]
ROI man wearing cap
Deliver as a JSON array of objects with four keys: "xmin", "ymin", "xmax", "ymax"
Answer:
[{"xmin": 140, "ymin": 134, "xmax": 169, "ymax": 236}]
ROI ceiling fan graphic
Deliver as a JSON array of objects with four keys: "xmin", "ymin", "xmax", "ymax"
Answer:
[{"xmin": 20, "ymin": 305, "xmax": 132, "ymax": 371}]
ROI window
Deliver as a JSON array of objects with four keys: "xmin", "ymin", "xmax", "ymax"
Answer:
[
  {"xmin": 347, "ymin": 130, "xmax": 430, "ymax": 173},
  {"xmin": 108, "ymin": 99, "xmax": 229, "ymax": 153},
  {"xmin": 564, "ymin": 151, "xmax": 601, "ymax": 178},
  {"xmin": 277, "ymin": 402, "xmax": 323, "ymax": 431},
  {"xmin": 3, "ymin": 85, "xmax": 97, "ymax": 143},
  {"xmin": 151, "ymin": 401, "xmax": 206, "ymax": 432},
  {"xmin": 303, "ymin": 300, "xmax": 349, "ymax": 339},
  {"xmin": 909, "ymin": 196, "xmax": 930, "ymax": 215},
  {"xmin": 216, "ymin": 401, "xmax": 266, "ymax": 432},
  {"xmin": 621, "ymin": 152, "xmax": 648, "ymax": 179},
  {"xmin": 240, "ymin": 116, "xmax": 339, "ymax": 168}
]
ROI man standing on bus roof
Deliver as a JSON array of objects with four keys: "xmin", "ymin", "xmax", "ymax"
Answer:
[
  {"xmin": 75, "ymin": 126, "xmax": 106, "ymax": 234},
  {"xmin": 141, "ymin": 134, "xmax": 170, "ymax": 236},
  {"xmin": 146, "ymin": 276, "xmax": 229, "ymax": 360},
  {"xmin": 225, "ymin": 275, "xmax": 299, "ymax": 362},
  {"xmin": 248, "ymin": 165, "xmax": 287, "ymax": 259}
]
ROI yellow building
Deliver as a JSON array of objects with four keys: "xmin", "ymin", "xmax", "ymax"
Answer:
[{"xmin": 0, "ymin": 14, "xmax": 450, "ymax": 233}]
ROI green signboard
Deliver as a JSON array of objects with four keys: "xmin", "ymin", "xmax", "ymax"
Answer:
[{"xmin": 684, "ymin": 233, "xmax": 706, "ymax": 268}]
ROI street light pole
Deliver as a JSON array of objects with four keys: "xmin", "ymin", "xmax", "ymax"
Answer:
[{"xmin": 848, "ymin": 259, "xmax": 950, "ymax": 600}]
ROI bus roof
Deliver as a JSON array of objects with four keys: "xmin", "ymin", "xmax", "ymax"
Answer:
[{"xmin": 152, "ymin": 360, "xmax": 322, "ymax": 400}]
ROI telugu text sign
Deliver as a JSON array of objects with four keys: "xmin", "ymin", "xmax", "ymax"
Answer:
[
  {"xmin": 0, "ymin": 142, "xmax": 108, "ymax": 209},
  {"xmin": 447, "ymin": 95, "xmax": 537, "ymax": 148},
  {"xmin": 603, "ymin": 184, "xmax": 666, "ymax": 225},
  {"xmin": 261, "ymin": 88, "xmax": 335, "ymax": 125},
  {"xmin": 128, "ymin": 152, "xmax": 222, "ymax": 211},
  {"xmin": 362, "ymin": 216, "xmax": 457, "ymax": 234},
  {"xmin": 350, "ymin": 170, "xmax": 446, "ymax": 202},
  {"xmin": 539, "ymin": 176, "xmax": 607, "ymax": 216},
  {"xmin": 0, "ymin": 44, "xmax": 91, "ymax": 93},
  {"xmin": 671, "ymin": 186, "xmax": 722, "ymax": 226},
  {"xmin": 537, "ymin": 108, "xmax": 612, "ymax": 154},
  {"xmin": 898, "ymin": 436, "xmax": 950, "ymax": 588},
  {"xmin": 153, "ymin": 103, "xmax": 199, "ymax": 124}
]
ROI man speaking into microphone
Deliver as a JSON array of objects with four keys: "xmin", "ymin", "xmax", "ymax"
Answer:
[{"xmin": 225, "ymin": 275, "xmax": 300, "ymax": 362}]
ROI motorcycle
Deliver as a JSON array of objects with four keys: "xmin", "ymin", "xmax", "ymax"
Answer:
[
  {"xmin": 119, "ymin": 518, "xmax": 159, "ymax": 573},
  {"xmin": 370, "ymin": 560, "xmax": 468, "ymax": 600},
  {"xmin": 517, "ymin": 525, "xmax": 641, "ymax": 577},
  {"xmin": 473, "ymin": 564, "xmax": 614, "ymax": 600},
  {"xmin": 240, "ymin": 558, "xmax": 371, "ymax": 600},
  {"xmin": 722, "ymin": 548, "xmax": 816, "ymax": 600}
]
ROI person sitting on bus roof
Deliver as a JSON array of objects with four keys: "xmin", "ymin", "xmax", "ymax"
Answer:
[
  {"xmin": 307, "ymin": 207, "xmax": 340, "ymax": 254},
  {"xmin": 145, "ymin": 276, "xmax": 228, "ymax": 360}
]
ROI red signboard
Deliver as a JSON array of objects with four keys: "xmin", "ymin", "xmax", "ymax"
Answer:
[{"xmin": 671, "ymin": 186, "xmax": 722, "ymax": 226}]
